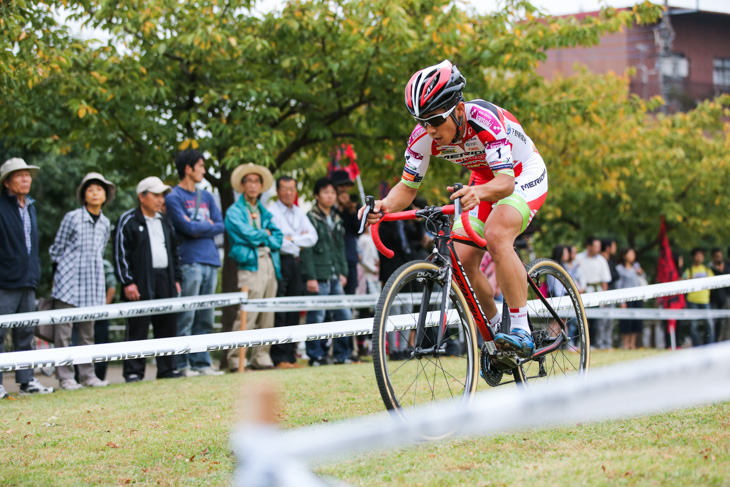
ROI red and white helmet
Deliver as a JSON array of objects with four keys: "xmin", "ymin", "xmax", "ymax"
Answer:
[{"xmin": 404, "ymin": 60, "xmax": 466, "ymax": 117}]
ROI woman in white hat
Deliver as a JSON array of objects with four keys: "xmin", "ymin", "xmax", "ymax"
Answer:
[{"xmin": 48, "ymin": 172, "xmax": 116, "ymax": 390}]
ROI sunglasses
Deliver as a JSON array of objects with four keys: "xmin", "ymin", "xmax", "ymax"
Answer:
[{"xmin": 413, "ymin": 104, "xmax": 457, "ymax": 128}]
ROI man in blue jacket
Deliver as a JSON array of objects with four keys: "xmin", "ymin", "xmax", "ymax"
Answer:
[
  {"xmin": 165, "ymin": 150, "xmax": 225, "ymax": 376},
  {"xmin": 225, "ymin": 163, "xmax": 283, "ymax": 370},
  {"xmin": 0, "ymin": 158, "xmax": 54, "ymax": 397}
]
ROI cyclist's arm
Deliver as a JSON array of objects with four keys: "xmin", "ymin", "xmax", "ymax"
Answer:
[{"xmin": 381, "ymin": 182, "xmax": 418, "ymax": 213}]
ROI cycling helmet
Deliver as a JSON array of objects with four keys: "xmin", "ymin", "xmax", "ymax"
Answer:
[{"xmin": 404, "ymin": 60, "xmax": 466, "ymax": 117}]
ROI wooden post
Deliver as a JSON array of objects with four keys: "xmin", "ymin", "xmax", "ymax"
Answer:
[{"xmin": 238, "ymin": 286, "xmax": 248, "ymax": 373}]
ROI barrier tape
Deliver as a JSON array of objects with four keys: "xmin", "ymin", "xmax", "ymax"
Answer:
[
  {"xmin": 0, "ymin": 310, "xmax": 463, "ymax": 372},
  {"xmin": 232, "ymin": 340, "xmax": 730, "ymax": 487},
  {"xmin": 0, "ymin": 293, "xmax": 248, "ymax": 329},
  {"xmin": 4, "ymin": 274, "xmax": 730, "ymax": 329}
]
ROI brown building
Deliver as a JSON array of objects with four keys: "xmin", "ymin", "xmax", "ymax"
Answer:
[{"xmin": 536, "ymin": 7, "xmax": 730, "ymax": 112}]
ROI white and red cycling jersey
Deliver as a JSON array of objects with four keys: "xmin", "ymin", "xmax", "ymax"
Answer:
[
  {"xmin": 402, "ymin": 99, "xmax": 542, "ymax": 188},
  {"xmin": 402, "ymin": 99, "xmax": 548, "ymax": 233}
]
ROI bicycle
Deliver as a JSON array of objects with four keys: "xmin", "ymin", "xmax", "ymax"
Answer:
[{"xmin": 360, "ymin": 185, "xmax": 589, "ymax": 421}]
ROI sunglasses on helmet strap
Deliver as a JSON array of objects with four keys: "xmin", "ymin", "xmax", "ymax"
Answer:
[{"xmin": 413, "ymin": 104, "xmax": 458, "ymax": 128}]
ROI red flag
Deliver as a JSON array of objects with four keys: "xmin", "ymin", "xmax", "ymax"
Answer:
[{"xmin": 656, "ymin": 216, "xmax": 685, "ymax": 309}]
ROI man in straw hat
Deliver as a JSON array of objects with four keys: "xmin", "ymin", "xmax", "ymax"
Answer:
[
  {"xmin": 113, "ymin": 177, "xmax": 184, "ymax": 382},
  {"xmin": 225, "ymin": 163, "xmax": 282, "ymax": 371},
  {"xmin": 0, "ymin": 158, "xmax": 54, "ymax": 397},
  {"xmin": 49, "ymin": 172, "xmax": 115, "ymax": 390}
]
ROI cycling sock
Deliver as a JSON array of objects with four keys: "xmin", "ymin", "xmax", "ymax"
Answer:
[
  {"xmin": 509, "ymin": 307, "xmax": 530, "ymax": 334},
  {"xmin": 488, "ymin": 310, "xmax": 501, "ymax": 327}
]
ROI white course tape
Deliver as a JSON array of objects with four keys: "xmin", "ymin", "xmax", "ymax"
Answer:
[
  {"xmin": 232, "ymin": 340, "xmax": 730, "ymax": 487},
  {"xmin": 0, "ymin": 293, "xmax": 248, "ymax": 329},
  {"xmin": 0, "ymin": 309, "xmax": 462, "ymax": 372},
  {"xmin": 559, "ymin": 308, "xmax": 730, "ymax": 320},
  {"xmin": 4, "ymin": 275, "xmax": 729, "ymax": 329}
]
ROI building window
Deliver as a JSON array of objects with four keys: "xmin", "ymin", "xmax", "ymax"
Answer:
[{"xmin": 713, "ymin": 58, "xmax": 730, "ymax": 88}]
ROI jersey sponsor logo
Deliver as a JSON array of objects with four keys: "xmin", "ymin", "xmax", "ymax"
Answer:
[
  {"xmin": 401, "ymin": 168, "xmax": 423, "ymax": 183},
  {"xmin": 406, "ymin": 147, "xmax": 423, "ymax": 160},
  {"xmin": 469, "ymin": 106, "xmax": 502, "ymax": 135},
  {"xmin": 441, "ymin": 149, "xmax": 483, "ymax": 160},
  {"xmin": 520, "ymin": 168, "xmax": 547, "ymax": 191},
  {"xmin": 511, "ymin": 127, "xmax": 528, "ymax": 145},
  {"xmin": 506, "ymin": 125, "xmax": 512, "ymax": 135},
  {"xmin": 408, "ymin": 125, "xmax": 427, "ymax": 145},
  {"xmin": 464, "ymin": 140, "xmax": 482, "ymax": 150},
  {"xmin": 491, "ymin": 162, "xmax": 513, "ymax": 172},
  {"xmin": 486, "ymin": 139, "xmax": 509, "ymax": 150},
  {"xmin": 438, "ymin": 147, "xmax": 460, "ymax": 155}
]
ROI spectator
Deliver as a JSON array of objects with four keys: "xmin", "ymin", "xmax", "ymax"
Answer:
[
  {"xmin": 165, "ymin": 150, "xmax": 225, "ymax": 377},
  {"xmin": 575, "ymin": 237, "xmax": 611, "ymax": 349},
  {"xmin": 480, "ymin": 251, "xmax": 501, "ymax": 301},
  {"xmin": 565, "ymin": 244, "xmax": 585, "ymax": 293},
  {"xmin": 546, "ymin": 245, "xmax": 570, "ymax": 297},
  {"xmin": 709, "ymin": 248, "xmax": 728, "ymax": 341},
  {"xmin": 615, "ymin": 247, "xmax": 645, "ymax": 350},
  {"xmin": 92, "ymin": 259, "xmax": 117, "ymax": 382},
  {"xmin": 113, "ymin": 177, "xmax": 183, "ymax": 382},
  {"xmin": 49, "ymin": 172, "xmax": 114, "ymax": 390},
  {"xmin": 377, "ymin": 218, "xmax": 413, "ymax": 360},
  {"xmin": 682, "ymin": 247, "xmax": 715, "ymax": 346},
  {"xmin": 595, "ymin": 238, "xmax": 619, "ymax": 349},
  {"xmin": 301, "ymin": 178, "xmax": 355, "ymax": 366},
  {"xmin": 357, "ymin": 225, "xmax": 380, "ymax": 295},
  {"xmin": 267, "ymin": 175, "xmax": 317, "ymax": 369},
  {"xmin": 225, "ymin": 163, "xmax": 283, "ymax": 371},
  {"xmin": 332, "ymin": 170, "xmax": 360, "ymax": 296},
  {"xmin": 0, "ymin": 158, "xmax": 54, "ymax": 397}
]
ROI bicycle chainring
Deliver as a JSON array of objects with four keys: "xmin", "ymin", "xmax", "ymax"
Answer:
[{"xmin": 479, "ymin": 343, "xmax": 503, "ymax": 387}]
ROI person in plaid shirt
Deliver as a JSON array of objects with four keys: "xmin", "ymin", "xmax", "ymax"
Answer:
[{"xmin": 49, "ymin": 172, "xmax": 115, "ymax": 391}]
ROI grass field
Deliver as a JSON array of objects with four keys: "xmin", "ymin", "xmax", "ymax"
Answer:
[{"xmin": 1, "ymin": 349, "xmax": 729, "ymax": 486}]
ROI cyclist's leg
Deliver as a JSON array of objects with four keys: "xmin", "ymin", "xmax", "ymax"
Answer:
[{"xmin": 484, "ymin": 205, "xmax": 526, "ymax": 309}]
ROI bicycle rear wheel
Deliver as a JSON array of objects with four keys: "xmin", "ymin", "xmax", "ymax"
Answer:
[
  {"xmin": 516, "ymin": 258, "xmax": 589, "ymax": 386},
  {"xmin": 373, "ymin": 260, "xmax": 479, "ymax": 420}
]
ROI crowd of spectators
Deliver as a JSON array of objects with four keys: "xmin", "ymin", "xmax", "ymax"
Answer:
[
  {"xmin": 1, "ymin": 152, "xmax": 728, "ymax": 399},
  {"xmin": 549, "ymin": 238, "xmax": 729, "ymax": 350}
]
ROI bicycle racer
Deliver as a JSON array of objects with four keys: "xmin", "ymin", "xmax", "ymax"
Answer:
[{"xmin": 361, "ymin": 60, "xmax": 548, "ymax": 358}]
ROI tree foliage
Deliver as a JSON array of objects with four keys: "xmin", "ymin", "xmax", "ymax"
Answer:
[{"xmin": 0, "ymin": 0, "xmax": 663, "ymax": 192}]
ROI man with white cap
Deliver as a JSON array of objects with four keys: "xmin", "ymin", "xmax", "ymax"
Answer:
[
  {"xmin": 225, "ymin": 163, "xmax": 283, "ymax": 370},
  {"xmin": 0, "ymin": 158, "xmax": 54, "ymax": 397},
  {"xmin": 113, "ymin": 177, "xmax": 183, "ymax": 382}
]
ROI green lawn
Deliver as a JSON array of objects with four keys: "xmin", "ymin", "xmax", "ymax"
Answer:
[{"xmin": 1, "ymin": 350, "xmax": 728, "ymax": 486}]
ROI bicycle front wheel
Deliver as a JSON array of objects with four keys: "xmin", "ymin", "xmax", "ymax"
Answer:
[
  {"xmin": 516, "ymin": 258, "xmax": 589, "ymax": 386},
  {"xmin": 373, "ymin": 260, "xmax": 479, "ymax": 419}
]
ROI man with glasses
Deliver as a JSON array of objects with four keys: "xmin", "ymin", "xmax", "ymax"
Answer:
[{"xmin": 361, "ymin": 60, "xmax": 549, "ymax": 358}]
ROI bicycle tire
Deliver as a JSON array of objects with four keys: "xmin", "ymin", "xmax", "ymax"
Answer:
[
  {"xmin": 372, "ymin": 260, "xmax": 479, "ymax": 422},
  {"xmin": 515, "ymin": 258, "xmax": 590, "ymax": 386}
]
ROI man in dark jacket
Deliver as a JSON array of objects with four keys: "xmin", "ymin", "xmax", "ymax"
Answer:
[
  {"xmin": 113, "ymin": 177, "xmax": 183, "ymax": 382},
  {"xmin": 0, "ymin": 158, "xmax": 54, "ymax": 397},
  {"xmin": 301, "ymin": 178, "xmax": 356, "ymax": 366}
]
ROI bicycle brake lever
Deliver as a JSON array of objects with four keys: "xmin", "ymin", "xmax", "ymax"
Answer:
[
  {"xmin": 453, "ymin": 183, "xmax": 464, "ymax": 216},
  {"xmin": 359, "ymin": 195, "xmax": 375, "ymax": 234}
]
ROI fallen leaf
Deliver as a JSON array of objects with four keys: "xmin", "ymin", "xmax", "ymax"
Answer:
[
  {"xmin": 202, "ymin": 447, "xmax": 209, "ymax": 455},
  {"xmin": 189, "ymin": 454, "xmax": 196, "ymax": 462},
  {"xmin": 26, "ymin": 422, "xmax": 31, "ymax": 425},
  {"xmin": 141, "ymin": 468, "xmax": 149, "ymax": 473},
  {"xmin": 601, "ymin": 466, "xmax": 606, "ymax": 473},
  {"xmin": 106, "ymin": 442, "xmax": 120, "ymax": 449}
]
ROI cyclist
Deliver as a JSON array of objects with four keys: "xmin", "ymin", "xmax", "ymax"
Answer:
[{"xmin": 360, "ymin": 60, "xmax": 548, "ymax": 358}]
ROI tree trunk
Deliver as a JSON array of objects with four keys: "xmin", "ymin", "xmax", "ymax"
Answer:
[{"xmin": 217, "ymin": 164, "xmax": 238, "ymax": 371}]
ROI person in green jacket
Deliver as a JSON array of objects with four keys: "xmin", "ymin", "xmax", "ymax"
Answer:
[
  {"xmin": 225, "ymin": 163, "xmax": 283, "ymax": 370},
  {"xmin": 301, "ymin": 178, "xmax": 356, "ymax": 366}
]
